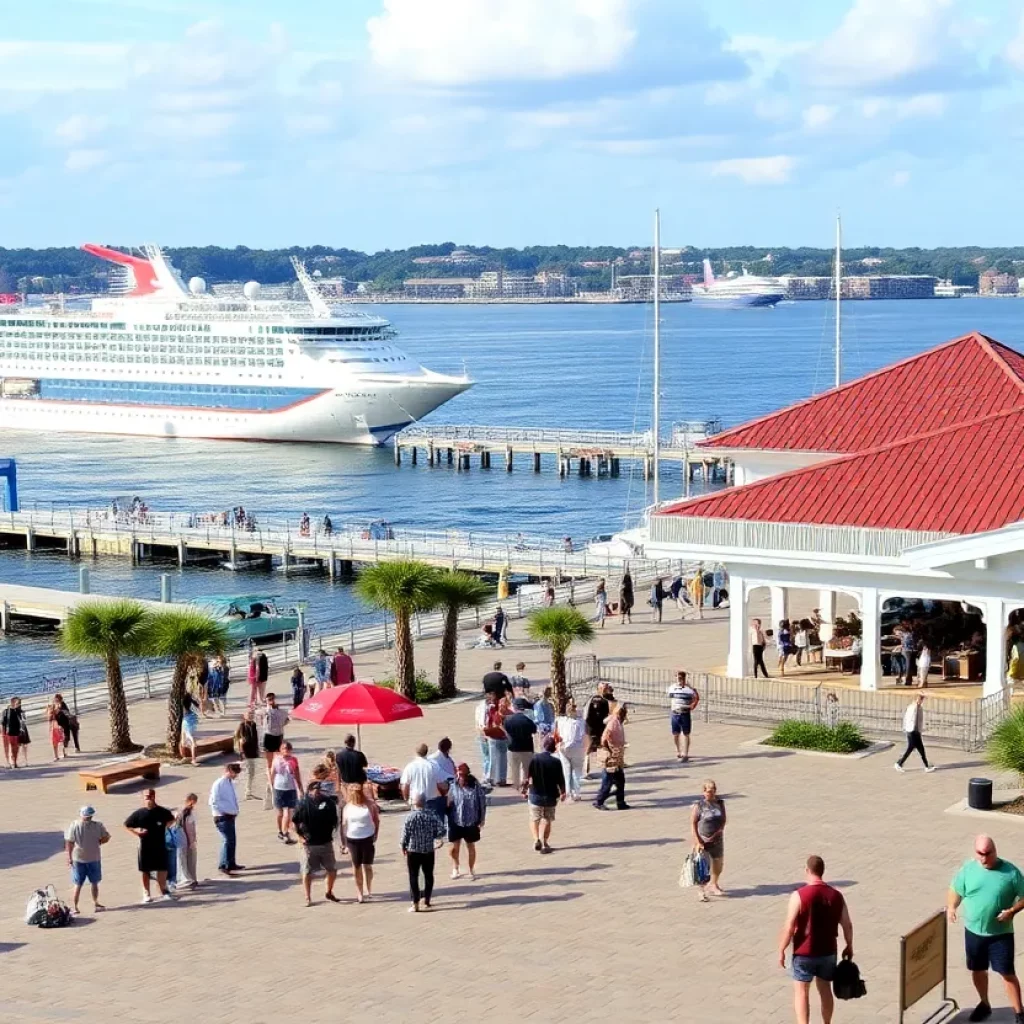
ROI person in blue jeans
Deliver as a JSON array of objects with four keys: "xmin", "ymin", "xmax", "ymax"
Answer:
[{"xmin": 208, "ymin": 762, "xmax": 243, "ymax": 875}]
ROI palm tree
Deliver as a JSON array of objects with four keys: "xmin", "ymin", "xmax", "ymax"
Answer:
[
  {"xmin": 60, "ymin": 600, "xmax": 152, "ymax": 753},
  {"xmin": 356, "ymin": 560, "xmax": 439, "ymax": 700},
  {"xmin": 143, "ymin": 608, "xmax": 231, "ymax": 752},
  {"xmin": 429, "ymin": 571, "xmax": 492, "ymax": 698},
  {"xmin": 525, "ymin": 606, "xmax": 595, "ymax": 713}
]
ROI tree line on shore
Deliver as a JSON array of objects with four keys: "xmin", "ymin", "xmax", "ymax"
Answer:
[
  {"xmin": 60, "ymin": 560, "xmax": 593, "ymax": 754},
  {"xmin": 2, "ymin": 241, "xmax": 1019, "ymax": 295}
]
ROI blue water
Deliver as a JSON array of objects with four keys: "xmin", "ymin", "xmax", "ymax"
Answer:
[{"xmin": 1, "ymin": 298, "xmax": 1021, "ymax": 688}]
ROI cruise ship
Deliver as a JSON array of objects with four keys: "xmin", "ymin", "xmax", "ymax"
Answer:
[
  {"xmin": 689, "ymin": 259, "xmax": 784, "ymax": 308},
  {"xmin": 0, "ymin": 244, "xmax": 471, "ymax": 445}
]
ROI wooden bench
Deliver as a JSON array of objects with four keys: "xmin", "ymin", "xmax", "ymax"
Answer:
[
  {"xmin": 193, "ymin": 734, "xmax": 235, "ymax": 760},
  {"xmin": 79, "ymin": 759, "xmax": 161, "ymax": 794}
]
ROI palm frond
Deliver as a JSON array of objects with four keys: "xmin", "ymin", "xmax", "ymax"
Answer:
[
  {"xmin": 142, "ymin": 608, "xmax": 232, "ymax": 659},
  {"xmin": 428, "ymin": 570, "xmax": 492, "ymax": 611},
  {"xmin": 355, "ymin": 560, "xmax": 440, "ymax": 615},
  {"xmin": 525, "ymin": 607, "xmax": 595, "ymax": 654},
  {"xmin": 987, "ymin": 705, "xmax": 1024, "ymax": 776},
  {"xmin": 59, "ymin": 600, "xmax": 153, "ymax": 658}
]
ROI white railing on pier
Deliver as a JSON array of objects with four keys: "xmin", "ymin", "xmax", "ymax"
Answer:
[{"xmin": 395, "ymin": 421, "xmax": 721, "ymax": 450}]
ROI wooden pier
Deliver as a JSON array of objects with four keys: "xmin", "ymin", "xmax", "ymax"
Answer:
[
  {"xmin": 392, "ymin": 422, "xmax": 732, "ymax": 485},
  {"xmin": 0, "ymin": 582, "xmax": 168, "ymax": 633},
  {"xmin": 0, "ymin": 508, "xmax": 665, "ymax": 581}
]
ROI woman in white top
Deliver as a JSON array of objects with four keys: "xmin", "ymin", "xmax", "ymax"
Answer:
[
  {"xmin": 793, "ymin": 626, "xmax": 809, "ymax": 666},
  {"xmin": 594, "ymin": 580, "xmax": 608, "ymax": 628},
  {"xmin": 554, "ymin": 698, "xmax": 587, "ymax": 800},
  {"xmin": 269, "ymin": 742, "xmax": 302, "ymax": 844},
  {"xmin": 341, "ymin": 784, "xmax": 380, "ymax": 903}
]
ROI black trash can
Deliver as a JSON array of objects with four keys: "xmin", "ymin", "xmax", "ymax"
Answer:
[{"xmin": 968, "ymin": 778, "xmax": 993, "ymax": 811}]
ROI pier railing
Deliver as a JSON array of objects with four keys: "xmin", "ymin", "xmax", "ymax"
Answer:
[{"xmin": 566, "ymin": 655, "xmax": 1009, "ymax": 751}]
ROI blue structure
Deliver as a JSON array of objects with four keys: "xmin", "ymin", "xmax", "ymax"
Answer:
[{"xmin": 0, "ymin": 459, "xmax": 18, "ymax": 512}]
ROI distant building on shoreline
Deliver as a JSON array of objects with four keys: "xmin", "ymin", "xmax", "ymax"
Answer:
[
  {"xmin": 979, "ymin": 269, "xmax": 1020, "ymax": 296},
  {"xmin": 781, "ymin": 275, "xmax": 937, "ymax": 300}
]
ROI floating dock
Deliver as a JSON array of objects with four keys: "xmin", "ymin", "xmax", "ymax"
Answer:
[
  {"xmin": 0, "ymin": 582, "xmax": 168, "ymax": 632},
  {"xmin": 392, "ymin": 422, "xmax": 731, "ymax": 483}
]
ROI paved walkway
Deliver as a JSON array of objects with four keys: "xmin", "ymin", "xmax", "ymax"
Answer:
[{"xmin": 0, "ymin": 609, "xmax": 1014, "ymax": 1023}]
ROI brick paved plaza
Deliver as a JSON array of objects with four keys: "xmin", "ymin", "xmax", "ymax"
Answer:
[{"xmin": 0, "ymin": 609, "xmax": 1016, "ymax": 1023}]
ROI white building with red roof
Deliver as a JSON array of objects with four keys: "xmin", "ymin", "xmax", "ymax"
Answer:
[{"xmin": 636, "ymin": 332, "xmax": 1024, "ymax": 694}]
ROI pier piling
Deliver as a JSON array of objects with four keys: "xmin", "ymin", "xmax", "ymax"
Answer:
[
  {"xmin": 411, "ymin": 446, "xmax": 418, "ymax": 466},
  {"xmin": 506, "ymin": 446, "xmax": 513, "ymax": 472},
  {"xmin": 533, "ymin": 452, "xmax": 541, "ymax": 473}
]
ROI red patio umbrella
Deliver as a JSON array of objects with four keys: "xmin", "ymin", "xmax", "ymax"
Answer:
[{"xmin": 291, "ymin": 680, "xmax": 423, "ymax": 745}]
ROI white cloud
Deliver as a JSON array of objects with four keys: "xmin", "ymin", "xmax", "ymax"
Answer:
[
  {"xmin": 802, "ymin": 104, "xmax": 837, "ymax": 130},
  {"xmin": 889, "ymin": 170, "xmax": 911, "ymax": 187},
  {"xmin": 0, "ymin": 42, "xmax": 131, "ymax": 92},
  {"xmin": 861, "ymin": 93, "xmax": 947, "ymax": 120},
  {"xmin": 805, "ymin": 0, "xmax": 968, "ymax": 89},
  {"xmin": 366, "ymin": 0, "xmax": 636, "ymax": 84},
  {"xmin": 54, "ymin": 115, "xmax": 108, "ymax": 145},
  {"xmin": 712, "ymin": 155, "xmax": 795, "ymax": 184},
  {"xmin": 1005, "ymin": 14, "xmax": 1024, "ymax": 71},
  {"xmin": 64, "ymin": 148, "xmax": 109, "ymax": 173}
]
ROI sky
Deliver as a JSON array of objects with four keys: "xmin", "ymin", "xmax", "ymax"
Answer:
[{"xmin": 1, "ymin": 0, "xmax": 1023, "ymax": 250}]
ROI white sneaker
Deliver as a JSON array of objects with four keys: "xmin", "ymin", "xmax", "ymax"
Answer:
[
  {"xmin": 925, "ymin": 765, "xmax": 937, "ymax": 773},
  {"xmin": 468, "ymin": 872, "xmax": 476, "ymax": 881},
  {"xmin": 141, "ymin": 894, "xmax": 153, "ymax": 904},
  {"xmin": 161, "ymin": 893, "xmax": 175, "ymax": 902},
  {"xmin": 450, "ymin": 868, "xmax": 460, "ymax": 879},
  {"xmin": 894, "ymin": 763, "xmax": 906, "ymax": 773}
]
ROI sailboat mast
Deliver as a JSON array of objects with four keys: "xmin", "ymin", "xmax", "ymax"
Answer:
[
  {"xmin": 834, "ymin": 214, "xmax": 842, "ymax": 388},
  {"xmin": 652, "ymin": 209, "xmax": 661, "ymax": 507}
]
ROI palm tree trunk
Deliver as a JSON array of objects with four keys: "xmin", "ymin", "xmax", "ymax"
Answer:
[
  {"xmin": 551, "ymin": 649, "xmax": 568, "ymax": 714},
  {"xmin": 438, "ymin": 606, "xmax": 459, "ymax": 699},
  {"xmin": 395, "ymin": 612, "xmax": 416, "ymax": 701},
  {"xmin": 166, "ymin": 657, "xmax": 189, "ymax": 753},
  {"xmin": 105, "ymin": 651, "xmax": 135, "ymax": 753}
]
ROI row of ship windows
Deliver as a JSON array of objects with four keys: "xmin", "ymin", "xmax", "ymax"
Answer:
[
  {"xmin": 0, "ymin": 332, "xmax": 284, "ymax": 354},
  {"xmin": 7, "ymin": 365, "xmax": 287, "ymax": 380},
  {"xmin": 0, "ymin": 320, "xmax": 386, "ymax": 339}
]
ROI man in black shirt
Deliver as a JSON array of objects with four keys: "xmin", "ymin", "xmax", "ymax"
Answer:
[
  {"xmin": 124, "ymin": 789, "xmax": 176, "ymax": 903},
  {"xmin": 338, "ymin": 733, "xmax": 368, "ymax": 785},
  {"xmin": 292, "ymin": 781, "xmax": 339, "ymax": 906},
  {"xmin": 584, "ymin": 683, "xmax": 613, "ymax": 776},
  {"xmin": 504, "ymin": 699, "xmax": 538, "ymax": 790},
  {"xmin": 482, "ymin": 662, "xmax": 513, "ymax": 699},
  {"xmin": 526, "ymin": 737, "xmax": 566, "ymax": 854}
]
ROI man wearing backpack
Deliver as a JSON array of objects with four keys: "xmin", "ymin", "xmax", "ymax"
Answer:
[{"xmin": 778, "ymin": 855, "xmax": 854, "ymax": 1024}]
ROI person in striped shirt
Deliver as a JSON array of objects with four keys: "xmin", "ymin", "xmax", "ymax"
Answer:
[{"xmin": 667, "ymin": 670, "xmax": 700, "ymax": 762}]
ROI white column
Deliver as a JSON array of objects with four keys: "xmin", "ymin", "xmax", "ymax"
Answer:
[
  {"xmin": 727, "ymin": 574, "xmax": 747, "ymax": 677},
  {"xmin": 818, "ymin": 589, "xmax": 837, "ymax": 625},
  {"xmin": 769, "ymin": 586, "xmax": 789, "ymax": 630},
  {"xmin": 984, "ymin": 598, "xmax": 1006, "ymax": 697},
  {"xmin": 859, "ymin": 586, "xmax": 880, "ymax": 691}
]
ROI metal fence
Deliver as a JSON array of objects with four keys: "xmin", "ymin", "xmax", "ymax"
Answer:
[{"xmin": 566, "ymin": 655, "xmax": 1011, "ymax": 752}]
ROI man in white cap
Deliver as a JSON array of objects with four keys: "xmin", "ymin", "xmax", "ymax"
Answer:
[{"xmin": 65, "ymin": 805, "xmax": 110, "ymax": 915}]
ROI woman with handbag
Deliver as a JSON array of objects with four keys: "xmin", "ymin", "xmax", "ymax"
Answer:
[
  {"xmin": 691, "ymin": 779, "xmax": 727, "ymax": 901},
  {"xmin": 53, "ymin": 693, "xmax": 80, "ymax": 754},
  {"xmin": 484, "ymin": 696, "xmax": 510, "ymax": 787},
  {"xmin": 47, "ymin": 697, "xmax": 68, "ymax": 762},
  {"xmin": 2, "ymin": 695, "xmax": 25, "ymax": 768}
]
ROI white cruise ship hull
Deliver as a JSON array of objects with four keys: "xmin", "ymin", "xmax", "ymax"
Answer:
[{"xmin": 0, "ymin": 378, "xmax": 470, "ymax": 445}]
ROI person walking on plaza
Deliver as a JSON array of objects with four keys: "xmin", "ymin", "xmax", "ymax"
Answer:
[
  {"xmin": 209, "ymin": 762, "xmax": 242, "ymax": 875},
  {"xmin": 505, "ymin": 698, "xmax": 538, "ymax": 791},
  {"xmin": 337, "ymin": 733, "xmax": 368, "ymax": 788},
  {"xmin": 428, "ymin": 737, "xmax": 457, "ymax": 818},
  {"xmin": 342, "ymin": 783, "xmax": 379, "ymax": 903},
  {"xmin": 485, "ymin": 695, "xmax": 511, "ymax": 786},
  {"xmin": 482, "ymin": 661, "xmax": 513, "ymax": 699},
  {"xmin": 584, "ymin": 682, "xmax": 612, "ymax": 777},
  {"xmin": 594, "ymin": 705, "xmax": 630, "ymax": 811},
  {"xmin": 401, "ymin": 793, "xmax": 446, "ymax": 913},
  {"xmin": 595, "ymin": 579, "xmax": 608, "ymax": 627},
  {"xmin": 270, "ymin": 741, "xmax": 302, "ymax": 843},
  {"xmin": 475, "ymin": 694, "xmax": 494, "ymax": 783},
  {"xmin": 293, "ymin": 780, "xmax": 340, "ymax": 906},
  {"xmin": 401, "ymin": 743, "xmax": 449, "ymax": 808},
  {"xmin": 691, "ymin": 779, "xmax": 726, "ymax": 900},
  {"xmin": 510, "ymin": 663, "xmax": 532, "ymax": 699},
  {"xmin": 47, "ymin": 696, "xmax": 68, "ymax": 761},
  {"xmin": 750, "ymin": 618, "xmax": 770, "ymax": 678},
  {"xmin": 53, "ymin": 693, "xmax": 80, "ymax": 754},
  {"xmin": 234, "ymin": 709, "xmax": 261, "ymax": 799},
  {"xmin": 313, "ymin": 648, "xmax": 331, "ymax": 691},
  {"xmin": 331, "ymin": 645, "xmax": 355, "ymax": 688},
  {"xmin": 175, "ymin": 793, "xmax": 200, "ymax": 889},
  {"xmin": 534, "ymin": 686, "xmax": 556, "ymax": 736},
  {"xmin": 3, "ymin": 695, "xmax": 25, "ymax": 768},
  {"xmin": 667, "ymin": 670, "xmax": 700, "ymax": 762},
  {"xmin": 493, "ymin": 605, "xmax": 507, "ymax": 646},
  {"xmin": 259, "ymin": 693, "xmax": 289, "ymax": 769},
  {"xmin": 895, "ymin": 693, "xmax": 937, "ymax": 773},
  {"xmin": 555, "ymin": 697, "xmax": 587, "ymax": 800},
  {"xmin": 619, "ymin": 572, "xmax": 634, "ymax": 624},
  {"xmin": 207, "ymin": 656, "xmax": 227, "ymax": 716},
  {"xmin": 947, "ymin": 835, "xmax": 1024, "ymax": 1023},
  {"xmin": 290, "ymin": 665, "xmax": 306, "ymax": 709},
  {"xmin": 124, "ymin": 789, "xmax": 176, "ymax": 903},
  {"xmin": 448, "ymin": 762, "xmax": 486, "ymax": 879},
  {"xmin": 65, "ymin": 805, "xmax": 110, "ymax": 915},
  {"xmin": 248, "ymin": 646, "xmax": 268, "ymax": 705},
  {"xmin": 778, "ymin": 855, "xmax": 854, "ymax": 1024},
  {"xmin": 180, "ymin": 691, "xmax": 200, "ymax": 765},
  {"xmin": 526, "ymin": 736, "xmax": 566, "ymax": 852},
  {"xmin": 688, "ymin": 568, "xmax": 705, "ymax": 620}
]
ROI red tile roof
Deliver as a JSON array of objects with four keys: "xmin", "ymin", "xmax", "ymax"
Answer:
[
  {"xmin": 699, "ymin": 332, "xmax": 1024, "ymax": 453},
  {"xmin": 660, "ymin": 408, "xmax": 1024, "ymax": 535}
]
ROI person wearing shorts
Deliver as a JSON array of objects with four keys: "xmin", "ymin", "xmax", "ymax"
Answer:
[
  {"xmin": 666, "ymin": 670, "xmax": 700, "ymax": 762},
  {"xmin": 779, "ymin": 855, "xmax": 854, "ymax": 1024},
  {"xmin": 342, "ymin": 784, "xmax": 379, "ymax": 903},
  {"xmin": 65, "ymin": 806, "xmax": 110, "ymax": 915},
  {"xmin": 259, "ymin": 694, "xmax": 289, "ymax": 769},
  {"xmin": 293, "ymin": 781, "xmax": 339, "ymax": 907},
  {"xmin": 948, "ymin": 835, "xmax": 1024, "ymax": 1023},
  {"xmin": 526, "ymin": 737, "xmax": 566, "ymax": 854},
  {"xmin": 270, "ymin": 742, "xmax": 301, "ymax": 844}
]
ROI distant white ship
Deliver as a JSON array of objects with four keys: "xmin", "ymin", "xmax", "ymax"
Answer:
[
  {"xmin": 690, "ymin": 259, "xmax": 784, "ymax": 308},
  {"xmin": 0, "ymin": 244, "xmax": 471, "ymax": 445}
]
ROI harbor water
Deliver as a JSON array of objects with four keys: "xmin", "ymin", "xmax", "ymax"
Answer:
[{"xmin": 1, "ymin": 298, "xmax": 1021, "ymax": 689}]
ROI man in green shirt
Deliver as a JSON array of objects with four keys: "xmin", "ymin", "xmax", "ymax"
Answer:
[{"xmin": 947, "ymin": 835, "xmax": 1024, "ymax": 1023}]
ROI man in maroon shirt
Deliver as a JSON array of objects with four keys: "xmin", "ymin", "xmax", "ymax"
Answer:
[
  {"xmin": 778, "ymin": 855, "xmax": 854, "ymax": 1024},
  {"xmin": 330, "ymin": 646, "xmax": 355, "ymax": 688}
]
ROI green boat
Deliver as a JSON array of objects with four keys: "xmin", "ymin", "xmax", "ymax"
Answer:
[{"xmin": 190, "ymin": 594, "xmax": 304, "ymax": 644}]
